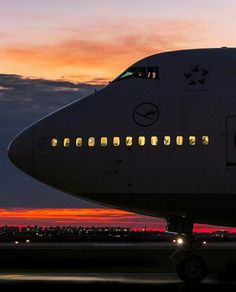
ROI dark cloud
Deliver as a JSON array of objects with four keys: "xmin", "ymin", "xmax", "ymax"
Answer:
[{"xmin": 0, "ymin": 74, "xmax": 105, "ymax": 208}]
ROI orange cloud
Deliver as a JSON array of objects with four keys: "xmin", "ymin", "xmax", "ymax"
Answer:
[
  {"xmin": 0, "ymin": 19, "xmax": 208, "ymax": 83},
  {"xmin": 0, "ymin": 208, "xmax": 129, "ymax": 219},
  {"xmin": 0, "ymin": 208, "xmax": 163, "ymax": 228}
]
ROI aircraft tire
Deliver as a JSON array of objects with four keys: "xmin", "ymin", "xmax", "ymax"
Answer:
[{"xmin": 176, "ymin": 255, "xmax": 207, "ymax": 283}]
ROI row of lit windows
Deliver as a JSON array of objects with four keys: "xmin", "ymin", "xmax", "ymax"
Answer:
[{"xmin": 51, "ymin": 136, "xmax": 209, "ymax": 148}]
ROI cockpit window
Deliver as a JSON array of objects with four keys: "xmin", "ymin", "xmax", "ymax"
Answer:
[
  {"xmin": 116, "ymin": 66, "xmax": 159, "ymax": 81},
  {"xmin": 118, "ymin": 67, "xmax": 146, "ymax": 80},
  {"xmin": 147, "ymin": 67, "xmax": 159, "ymax": 79}
]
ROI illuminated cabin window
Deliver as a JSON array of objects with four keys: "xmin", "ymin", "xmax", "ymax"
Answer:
[
  {"xmin": 164, "ymin": 136, "xmax": 171, "ymax": 146},
  {"xmin": 51, "ymin": 138, "xmax": 58, "ymax": 147},
  {"xmin": 151, "ymin": 136, "xmax": 158, "ymax": 146},
  {"xmin": 138, "ymin": 136, "xmax": 145, "ymax": 146},
  {"xmin": 202, "ymin": 136, "xmax": 209, "ymax": 145},
  {"xmin": 76, "ymin": 138, "xmax": 83, "ymax": 147},
  {"xmin": 126, "ymin": 136, "xmax": 132, "ymax": 146},
  {"xmin": 88, "ymin": 137, "xmax": 95, "ymax": 147},
  {"xmin": 101, "ymin": 137, "xmax": 108, "ymax": 146},
  {"xmin": 176, "ymin": 136, "xmax": 183, "ymax": 146},
  {"xmin": 113, "ymin": 137, "xmax": 120, "ymax": 146},
  {"xmin": 63, "ymin": 138, "xmax": 70, "ymax": 147},
  {"xmin": 189, "ymin": 136, "xmax": 196, "ymax": 146}
]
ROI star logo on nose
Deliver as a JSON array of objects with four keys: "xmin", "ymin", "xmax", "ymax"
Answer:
[{"xmin": 184, "ymin": 66, "xmax": 210, "ymax": 86}]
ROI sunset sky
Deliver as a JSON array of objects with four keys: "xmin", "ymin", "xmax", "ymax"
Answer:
[
  {"xmin": 1, "ymin": 0, "xmax": 236, "ymax": 83},
  {"xmin": 1, "ymin": 0, "xmax": 236, "ymax": 230}
]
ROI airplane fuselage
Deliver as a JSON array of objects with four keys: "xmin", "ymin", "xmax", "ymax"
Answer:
[{"xmin": 8, "ymin": 48, "xmax": 236, "ymax": 227}]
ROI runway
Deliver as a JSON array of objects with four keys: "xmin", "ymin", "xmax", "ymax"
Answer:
[
  {"xmin": 0, "ymin": 242, "xmax": 236, "ymax": 274},
  {"xmin": 1, "ymin": 241, "xmax": 236, "ymax": 249},
  {"xmin": 0, "ymin": 272, "xmax": 235, "ymax": 292},
  {"xmin": 0, "ymin": 272, "xmax": 181, "ymax": 284},
  {"xmin": 0, "ymin": 242, "xmax": 235, "ymax": 290}
]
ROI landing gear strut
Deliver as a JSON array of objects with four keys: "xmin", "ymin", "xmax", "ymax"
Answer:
[{"xmin": 167, "ymin": 216, "xmax": 208, "ymax": 283}]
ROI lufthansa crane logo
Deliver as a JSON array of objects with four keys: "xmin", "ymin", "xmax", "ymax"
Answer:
[{"xmin": 132, "ymin": 103, "xmax": 159, "ymax": 127}]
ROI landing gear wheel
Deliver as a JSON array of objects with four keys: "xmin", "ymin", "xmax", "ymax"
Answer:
[{"xmin": 176, "ymin": 255, "xmax": 207, "ymax": 283}]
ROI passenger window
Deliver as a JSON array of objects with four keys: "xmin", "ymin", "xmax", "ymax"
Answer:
[
  {"xmin": 76, "ymin": 138, "xmax": 83, "ymax": 147},
  {"xmin": 113, "ymin": 137, "xmax": 120, "ymax": 146},
  {"xmin": 51, "ymin": 138, "xmax": 58, "ymax": 147},
  {"xmin": 63, "ymin": 138, "xmax": 70, "ymax": 147},
  {"xmin": 147, "ymin": 67, "xmax": 159, "ymax": 79},
  {"xmin": 88, "ymin": 137, "xmax": 95, "ymax": 147},
  {"xmin": 151, "ymin": 136, "xmax": 158, "ymax": 146},
  {"xmin": 202, "ymin": 136, "xmax": 209, "ymax": 145},
  {"xmin": 176, "ymin": 136, "xmax": 183, "ymax": 146},
  {"xmin": 101, "ymin": 137, "xmax": 108, "ymax": 146},
  {"xmin": 164, "ymin": 136, "xmax": 171, "ymax": 146},
  {"xmin": 138, "ymin": 136, "xmax": 145, "ymax": 146},
  {"xmin": 126, "ymin": 136, "xmax": 132, "ymax": 146},
  {"xmin": 189, "ymin": 136, "xmax": 196, "ymax": 146}
]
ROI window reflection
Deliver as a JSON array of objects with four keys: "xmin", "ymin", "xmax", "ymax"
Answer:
[
  {"xmin": 151, "ymin": 136, "xmax": 158, "ymax": 146},
  {"xmin": 51, "ymin": 138, "xmax": 58, "ymax": 147},
  {"xmin": 63, "ymin": 138, "xmax": 70, "ymax": 147},
  {"xmin": 88, "ymin": 137, "xmax": 95, "ymax": 147},
  {"xmin": 113, "ymin": 137, "xmax": 120, "ymax": 146},
  {"xmin": 126, "ymin": 136, "xmax": 132, "ymax": 146},
  {"xmin": 164, "ymin": 136, "xmax": 171, "ymax": 146},
  {"xmin": 101, "ymin": 137, "xmax": 108, "ymax": 146},
  {"xmin": 202, "ymin": 136, "xmax": 209, "ymax": 145},
  {"xmin": 189, "ymin": 136, "xmax": 196, "ymax": 146},
  {"xmin": 138, "ymin": 136, "xmax": 145, "ymax": 146},
  {"xmin": 76, "ymin": 138, "xmax": 82, "ymax": 147},
  {"xmin": 176, "ymin": 136, "xmax": 183, "ymax": 146}
]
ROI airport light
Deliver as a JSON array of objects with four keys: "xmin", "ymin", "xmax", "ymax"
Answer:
[
  {"xmin": 203, "ymin": 241, "xmax": 207, "ymax": 245},
  {"xmin": 26, "ymin": 239, "xmax": 30, "ymax": 243},
  {"xmin": 14, "ymin": 241, "xmax": 19, "ymax": 245}
]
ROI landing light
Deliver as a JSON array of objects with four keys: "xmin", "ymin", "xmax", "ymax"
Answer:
[
  {"xmin": 177, "ymin": 238, "xmax": 184, "ymax": 245},
  {"xmin": 203, "ymin": 241, "xmax": 207, "ymax": 245},
  {"xmin": 26, "ymin": 239, "xmax": 30, "ymax": 243},
  {"xmin": 15, "ymin": 241, "xmax": 19, "ymax": 245}
]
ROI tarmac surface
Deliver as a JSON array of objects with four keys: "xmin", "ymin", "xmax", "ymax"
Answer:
[
  {"xmin": 1, "ymin": 241, "xmax": 236, "ymax": 249},
  {"xmin": 0, "ymin": 242, "xmax": 236, "ymax": 291},
  {"xmin": 0, "ymin": 272, "xmax": 235, "ymax": 291}
]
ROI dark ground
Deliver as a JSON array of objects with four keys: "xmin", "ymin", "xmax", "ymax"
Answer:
[{"xmin": 0, "ymin": 242, "xmax": 236, "ymax": 291}]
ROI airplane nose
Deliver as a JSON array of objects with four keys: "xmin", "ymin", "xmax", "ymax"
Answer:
[{"xmin": 8, "ymin": 127, "xmax": 34, "ymax": 175}]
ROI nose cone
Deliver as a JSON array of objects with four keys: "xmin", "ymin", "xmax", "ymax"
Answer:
[{"xmin": 8, "ymin": 127, "xmax": 34, "ymax": 175}]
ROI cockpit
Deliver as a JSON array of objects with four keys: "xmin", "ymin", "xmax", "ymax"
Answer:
[{"xmin": 115, "ymin": 66, "xmax": 159, "ymax": 81}]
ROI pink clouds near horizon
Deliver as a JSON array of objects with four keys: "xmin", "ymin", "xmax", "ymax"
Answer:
[{"xmin": 0, "ymin": 208, "xmax": 234, "ymax": 233}]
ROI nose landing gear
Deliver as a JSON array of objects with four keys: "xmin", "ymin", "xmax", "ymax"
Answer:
[{"xmin": 167, "ymin": 216, "xmax": 208, "ymax": 283}]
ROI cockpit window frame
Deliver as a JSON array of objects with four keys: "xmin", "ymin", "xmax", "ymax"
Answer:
[{"xmin": 115, "ymin": 66, "xmax": 159, "ymax": 82}]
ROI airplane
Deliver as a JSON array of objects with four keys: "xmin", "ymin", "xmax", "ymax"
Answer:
[{"xmin": 7, "ymin": 47, "xmax": 236, "ymax": 283}]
